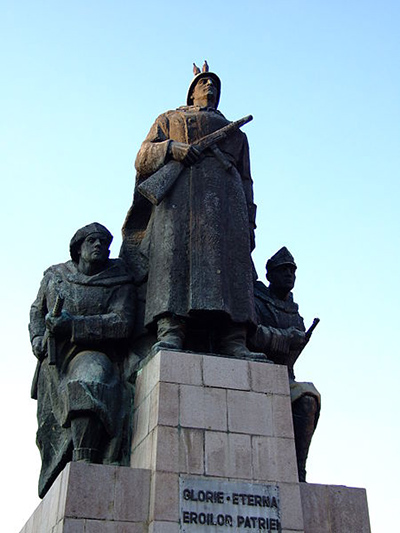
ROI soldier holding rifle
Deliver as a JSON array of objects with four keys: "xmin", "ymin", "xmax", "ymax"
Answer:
[
  {"xmin": 249, "ymin": 247, "xmax": 321, "ymax": 482},
  {"xmin": 121, "ymin": 62, "xmax": 266, "ymax": 359},
  {"xmin": 29, "ymin": 223, "xmax": 135, "ymax": 497}
]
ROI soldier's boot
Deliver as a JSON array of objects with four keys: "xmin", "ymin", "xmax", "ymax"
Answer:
[
  {"xmin": 219, "ymin": 323, "xmax": 273, "ymax": 362},
  {"xmin": 292, "ymin": 394, "xmax": 319, "ymax": 482},
  {"xmin": 151, "ymin": 315, "xmax": 186, "ymax": 355},
  {"xmin": 71, "ymin": 415, "xmax": 106, "ymax": 463}
]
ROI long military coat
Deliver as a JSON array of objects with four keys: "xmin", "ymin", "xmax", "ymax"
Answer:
[
  {"xmin": 122, "ymin": 105, "xmax": 257, "ymax": 329},
  {"xmin": 29, "ymin": 259, "xmax": 134, "ymax": 497}
]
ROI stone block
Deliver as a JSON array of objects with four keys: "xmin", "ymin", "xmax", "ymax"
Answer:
[
  {"xmin": 272, "ymin": 394, "xmax": 295, "ymax": 438},
  {"xmin": 59, "ymin": 519, "xmax": 85, "ymax": 533},
  {"xmin": 249, "ymin": 362, "xmax": 290, "ymax": 395},
  {"xmin": 152, "ymin": 426, "xmax": 204, "ymax": 475},
  {"xmin": 85, "ymin": 521, "xmax": 147, "ymax": 533},
  {"xmin": 21, "ymin": 465, "xmax": 70, "ymax": 533},
  {"xmin": 159, "ymin": 351, "xmax": 203, "ymax": 385},
  {"xmin": 133, "ymin": 392, "xmax": 151, "ymax": 448},
  {"xmin": 205, "ymin": 431, "xmax": 252, "ymax": 479},
  {"xmin": 63, "ymin": 463, "xmax": 116, "ymax": 520},
  {"xmin": 153, "ymin": 425, "xmax": 179, "ymax": 472},
  {"xmin": 328, "ymin": 485, "xmax": 371, "ymax": 532},
  {"xmin": 149, "ymin": 382, "xmax": 179, "ymax": 431},
  {"xmin": 114, "ymin": 467, "xmax": 151, "ymax": 522},
  {"xmin": 20, "ymin": 464, "xmax": 152, "ymax": 533},
  {"xmin": 149, "ymin": 521, "xmax": 180, "ymax": 533},
  {"xmin": 134, "ymin": 353, "xmax": 161, "ymax": 408},
  {"xmin": 279, "ymin": 482, "xmax": 305, "ymax": 532},
  {"xmin": 149, "ymin": 472, "xmax": 179, "ymax": 522},
  {"xmin": 131, "ymin": 431, "xmax": 154, "ymax": 470},
  {"xmin": 252, "ymin": 436, "xmax": 298, "ymax": 483},
  {"xmin": 180, "ymin": 384, "xmax": 227, "ymax": 430},
  {"xmin": 300, "ymin": 483, "xmax": 371, "ymax": 533},
  {"xmin": 300, "ymin": 483, "xmax": 330, "ymax": 533},
  {"xmin": 178, "ymin": 428, "xmax": 204, "ymax": 474},
  {"xmin": 57, "ymin": 466, "xmax": 70, "ymax": 522},
  {"xmin": 203, "ymin": 355, "xmax": 250, "ymax": 390},
  {"xmin": 227, "ymin": 389, "xmax": 273, "ymax": 436}
]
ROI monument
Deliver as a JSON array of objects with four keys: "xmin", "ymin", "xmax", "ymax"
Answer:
[{"xmin": 22, "ymin": 63, "xmax": 371, "ymax": 533}]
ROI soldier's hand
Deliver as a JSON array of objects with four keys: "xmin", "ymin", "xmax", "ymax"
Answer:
[
  {"xmin": 169, "ymin": 142, "xmax": 200, "ymax": 166},
  {"xmin": 45, "ymin": 310, "xmax": 73, "ymax": 337},
  {"xmin": 32, "ymin": 336, "xmax": 45, "ymax": 361},
  {"xmin": 288, "ymin": 327, "xmax": 308, "ymax": 349}
]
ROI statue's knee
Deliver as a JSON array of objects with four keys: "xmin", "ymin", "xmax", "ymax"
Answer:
[
  {"xmin": 293, "ymin": 394, "xmax": 318, "ymax": 417},
  {"xmin": 68, "ymin": 350, "xmax": 115, "ymax": 381}
]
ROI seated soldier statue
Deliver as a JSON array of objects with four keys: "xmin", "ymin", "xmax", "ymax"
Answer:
[
  {"xmin": 249, "ymin": 247, "xmax": 320, "ymax": 482},
  {"xmin": 29, "ymin": 223, "xmax": 135, "ymax": 497}
]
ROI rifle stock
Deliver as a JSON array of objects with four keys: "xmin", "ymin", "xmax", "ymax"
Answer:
[
  {"xmin": 42, "ymin": 294, "xmax": 65, "ymax": 365},
  {"xmin": 138, "ymin": 160, "xmax": 184, "ymax": 205}
]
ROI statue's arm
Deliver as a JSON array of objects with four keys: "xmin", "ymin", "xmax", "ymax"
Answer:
[
  {"xmin": 250, "ymin": 324, "xmax": 307, "ymax": 365},
  {"xmin": 135, "ymin": 114, "xmax": 172, "ymax": 176},
  {"xmin": 71, "ymin": 283, "xmax": 135, "ymax": 343},
  {"xmin": 29, "ymin": 274, "xmax": 49, "ymax": 359}
]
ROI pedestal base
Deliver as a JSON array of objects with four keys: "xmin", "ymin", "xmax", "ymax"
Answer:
[{"xmin": 21, "ymin": 351, "xmax": 371, "ymax": 533}]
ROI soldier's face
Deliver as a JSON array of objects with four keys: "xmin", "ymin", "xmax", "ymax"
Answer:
[
  {"xmin": 268, "ymin": 264, "xmax": 296, "ymax": 293},
  {"xmin": 79, "ymin": 233, "xmax": 109, "ymax": 265},
  {"xmin": 191, "ymin": 77, "xmax": 217, "ymax": 107}
]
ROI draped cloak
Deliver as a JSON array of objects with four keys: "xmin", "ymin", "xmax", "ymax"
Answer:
[
  {"xmin": 29, "ymin": 259, "xmax": 135, "ymax": 497},
  {"xmin": 121, "ymin": 106, "xmax": 258, "ymax": 329}
]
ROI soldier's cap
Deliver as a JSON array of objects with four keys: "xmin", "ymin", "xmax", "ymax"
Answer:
[
  {"xmin": 266, "ymin": 246, "xmax": 297, "ymax": 273},
  {"xmin": 187, "ymin": 71, "xmax": 221, "ymax": 108},
  {"xmin": 70, "ymin": 222, "xmax": 113, "ymax": 263}
]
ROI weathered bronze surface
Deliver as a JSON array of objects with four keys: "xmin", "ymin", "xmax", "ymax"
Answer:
[
  {"xmin": 121, "ymin": 65, "xmax": 266, "ymax": 360},
  {"xmin": 29, "ymin": 223, "xmax": 135, "ymax": 497},
  {"xmin": 250, "ymin": 247, "xmax": 320, "ymax": 482},
  {"xmin": 29, "ymin": 65, "xmax": 324, "ymax": 496}
]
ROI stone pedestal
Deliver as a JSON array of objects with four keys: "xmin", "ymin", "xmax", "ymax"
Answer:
[
  {"xmin": 20, "ymin": 351, "xmax": 371, "ymax": 533},
  {"xmin": 300, "ymin": 483, "xmax": 371, "ymax": 533},
  {"xmin": 20, "ymin": 462, "xmax": 150, "ymax": 532}
]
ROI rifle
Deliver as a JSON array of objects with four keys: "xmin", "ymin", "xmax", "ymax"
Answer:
[
  {"xmin": 305, "ymin": 317, "xmax": 320, "ymax": 341},
  {"xmin": 42, "ymin": 294, "xmax": 65, "ymax": 365},
  {"xmin": 137, "ymin": 114, "xmax": 253, "ymax": 205},
  {"xmin": 288, "ymin": 317, "xmax": 320, "ymax": 368}
]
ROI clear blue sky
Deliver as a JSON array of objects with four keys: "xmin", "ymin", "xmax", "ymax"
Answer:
[{"xmin": 1, "ymin": 2, "xmax": 399, "ymax": 531}]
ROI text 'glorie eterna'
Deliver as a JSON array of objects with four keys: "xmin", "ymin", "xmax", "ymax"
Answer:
[{"xmin": 183, "ymin": 489, "xmax": 279, "ymax": 508}]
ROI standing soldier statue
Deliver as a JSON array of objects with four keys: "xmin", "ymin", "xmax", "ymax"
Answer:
[{"xmin": 121, "ymin": 62, "xmax": 267, "ymax": 360}]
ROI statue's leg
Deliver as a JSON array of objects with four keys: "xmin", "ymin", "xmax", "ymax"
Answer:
[
  {"xmin": 292, "ymin": 394, "xmax": 319, "ymax": 482},
  {"xmin": 65, "ymin": 351, "xmax": 121, "ymax": 463},
  {"xmin": 151, "ymin": 315, "xmax": 186, "ymax": 354},
  {"xmin": 71, "ymin": 415, "xmax": 107, "ymax": 463},
  {"xmin": 218, "ymin": 321, "xmax": 273, "ymax": 362}
]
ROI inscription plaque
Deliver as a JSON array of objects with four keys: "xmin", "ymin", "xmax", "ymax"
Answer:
[{"xmin": 180, "ymin": 477, "xmax": 281, "ymax": 532}]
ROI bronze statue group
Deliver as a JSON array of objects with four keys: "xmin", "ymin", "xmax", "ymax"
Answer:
[{"xmin": 29, "ymin": 63, "xmax": 320, "ymax": 498}]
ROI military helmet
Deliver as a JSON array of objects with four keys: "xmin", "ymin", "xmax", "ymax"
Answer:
[
  {"xmin": 186, "ymin": 60, "xmax": 221, "ymax": 108},
  {"xmin": 266, "ymin": 246, "xmax": 297, "ymax": 273}
]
